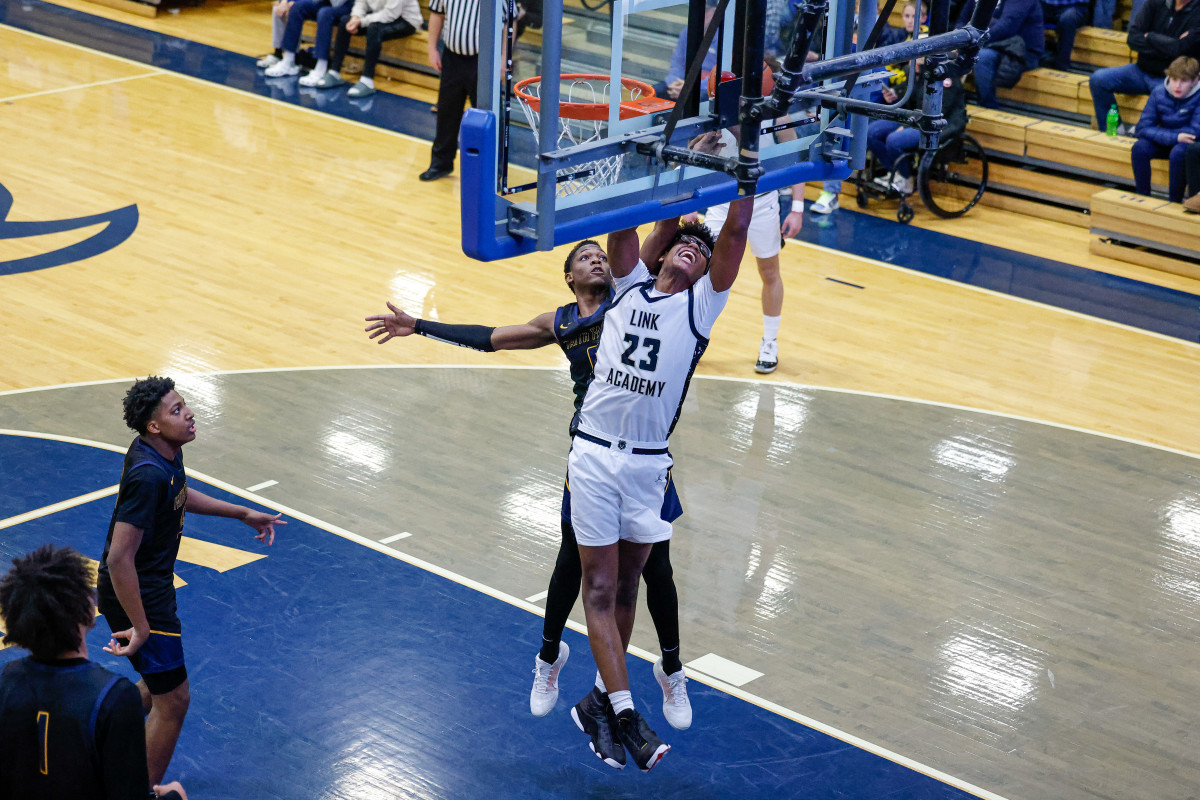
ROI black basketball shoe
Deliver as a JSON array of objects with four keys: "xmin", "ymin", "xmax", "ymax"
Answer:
[
  {"xmin": 571, "ymin": 687, "xmax": 626, "ymax": 769},
  {"xmin": 614, "ymin": 708, "xmax": 670, "ymax": 772}
]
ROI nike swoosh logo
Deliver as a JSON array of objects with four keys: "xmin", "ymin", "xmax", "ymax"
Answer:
[{"xmin": 0, "ymin": 181, "xmax": 139, "ymax": 276}]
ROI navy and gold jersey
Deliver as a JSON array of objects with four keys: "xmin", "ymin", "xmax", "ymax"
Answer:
[
  {"xmin": 0, "ymin": 657, "xmax": 147, "ymax": 800},
  {"xmin": 552, "ymin": 291, "xmax": 613, "ymax": 421},
  {"xmin": 96, "ymin": 437, "xmax": 188, "ymax": 629}
]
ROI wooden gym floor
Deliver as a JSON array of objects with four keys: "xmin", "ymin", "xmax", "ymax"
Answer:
[{"xmin": 2, "ymin": 3, "xmax": 1199, "ymax": 799}]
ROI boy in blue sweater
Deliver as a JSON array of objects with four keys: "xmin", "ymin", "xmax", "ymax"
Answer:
[{"xmin": 1132, "ymin": 56, "xmax": 1200, "ymax": 202}]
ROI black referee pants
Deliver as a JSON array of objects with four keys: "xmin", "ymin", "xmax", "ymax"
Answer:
[{"xmin": 429, "ymin": 49, "xmax": 478, "ymax": 172}]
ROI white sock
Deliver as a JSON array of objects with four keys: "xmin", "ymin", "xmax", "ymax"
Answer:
[
  {"xmin": 311, "ymin": 59, "xmax": 328, "ymax": 77},
  {"xmin": 359, "ymin": 76, "xmax": 375, "ymax": 88},
  {"xmin": 594, "ymin": 671, "xmax": 607, "ymax": 694},
  {"xmin": 608, "ymin": 689, "xmax": 633, "ymax": 715},
  {"xmin": 763, "ymin": 315, "xmax": 781, "ymax": 342},
  {"xmin": 281, "ymin": 51, "xmax": 296, "ymax": 67}
]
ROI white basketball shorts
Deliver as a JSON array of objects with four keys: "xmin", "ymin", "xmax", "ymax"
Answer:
[
  {"xmin": 703, "ymin": 191, "xmax": 782, "ymax": 259},
  {"xmin": 567, "ymin": 435, "xmax": 674, "ymax": 547}
]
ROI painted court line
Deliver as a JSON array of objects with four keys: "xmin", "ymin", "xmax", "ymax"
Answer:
[
  {"xmin": 797, "ymin": 239, "xmax": 1200, "ymax": 351},
  {"xmin": 525, "ymin": 590, "xmax": 549, "ymax": 603},
  {"xmin": 686, "ymin": 652, "xmax": 764, "ymax": 687},
  {"xmin": 0, "ymin": 427, "xmax": 1008, "ymax": 800},
  {"xmin": 0, "ymin": 70, "xmax": 162, "ymax": 104},
  {"xmin": 0, "ymin": 23, "xmax": 432, "ymax": 148},
  {"xmin": 246, "ymin": 479, "xmax": 278, "ymax": 492},
  {"xmin": 0, "ymin": 484, "xmax": 119, "ymax": 531},
  {"xmin": 379, "ymin": 531, "xmax": 411, "ymax": 544},
  {"xmin": 3, "ymin": 365, "xmax": 1197, "ymax": 462}
]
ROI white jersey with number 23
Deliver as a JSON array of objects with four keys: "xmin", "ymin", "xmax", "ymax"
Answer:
[{"xmin": 575, "ymin": 259, "xmax": 729, "ymax": 445}]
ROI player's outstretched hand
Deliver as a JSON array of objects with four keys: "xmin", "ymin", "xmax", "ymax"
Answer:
[
  {"xmin": 242, "ymin": 510, "xmax": 286, "ymax": 546},
  {"xmin": 154, "ymin": 781, "xmax": 189, "ymax": 799},
  {"xmin": 365, "ymin": 302, "xmax": 418, "ymax": 344},
  {"xmin": 103, "ymin": 626, "xmax": 148, "ymax": 658}
]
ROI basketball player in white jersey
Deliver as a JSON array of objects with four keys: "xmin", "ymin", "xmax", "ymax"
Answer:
[
  {"xmin": 699, "ymin": 120, "xmax": 805, "ymax": 374},
  {"xmin": 567, "ymin": 191, "xmax": 754, "ymax": 772}
]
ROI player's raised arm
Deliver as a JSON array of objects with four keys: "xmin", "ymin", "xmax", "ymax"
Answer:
[
  {"xmin": 606, "ymin": 226, "xmax": 642, "ymax": 279},
  {"xmin": 366, "ymin": 302, "xmax": 557, "ymax": 351},
  {"xmin": 640, "ymin": 216, "xmax": 682, "ymax": 267},
  {"xmin": 707, "ymin": 195, "xmax": 753, "ymax": 293}
]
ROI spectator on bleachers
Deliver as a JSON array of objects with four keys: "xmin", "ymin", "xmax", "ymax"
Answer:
[
  {"xmin": 882, "ymin": 3, "xmax": 929, "ymax": 92},
  {"xmin": 262, "ymin": 0, "xmax": 355, "ymax": 84},
  {"xmin": 880, "ymin": 1, "xmax": 919, "ymax": 45},
  {"xmin": 664, "ymin": 0, "xmax": 720, "ymax": 100},
  {"xmin": 1131, "ymin": 56, "xmax": 1200, "ymax": 201},
  {"xmin": 866, "ymin": 65, "xmax": 967, "ymax": 194},
  {"xmin": 957, "ymin": 0, "xmax": 1045, "ymax": 108},
  {"xmin": 313, "ymin": 0, "xmax": 424, "ymax": 97},
  {"xmin": 1090, "ymin": 0, "xmax": 1200, "ymax": 131},
  {"xmin": 256, "ymin": 1, "xmax": 293, "ymax": 71},
  {"xmin": 1183, "ymin": 141, "xmax": 1200, "ymax": 210},
  {"xmin": 1041, "ymin": 0, "xmax": 1089, "ymax": 70},
  {"xmin": 1093, "ymin": 0, "xmax": 1147, "ymax": 29},
  {"xmin": 767, "ymin": 0, "xmax": 803, "ymax": 59}
]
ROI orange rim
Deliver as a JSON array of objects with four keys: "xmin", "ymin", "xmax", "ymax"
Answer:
[{"xmin": 513, "ymin": 74, "xmax": 660, "ymax": 121}]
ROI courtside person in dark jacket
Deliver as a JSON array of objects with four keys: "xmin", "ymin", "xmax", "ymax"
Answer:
[
  {"xmin": 1090, "ymin": 0, "xmax": 1200, "ymax": 129},
  {"xmin": 958, "ymin": 0, "xmax": 1044, "ymax": 107}
]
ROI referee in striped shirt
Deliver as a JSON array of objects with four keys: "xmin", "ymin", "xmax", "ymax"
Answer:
[{"xmin": 420, "ymin": 0, "xmax": 483, "ymax": 181}]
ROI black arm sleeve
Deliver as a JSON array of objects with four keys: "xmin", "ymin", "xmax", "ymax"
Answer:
[
  {"xmin": 97, "ymin": 679, "xmax": 150, "ymax": 800},
  {"xmin": 414, "ymin": 320, "xmax": 496, "ymax": 352}
]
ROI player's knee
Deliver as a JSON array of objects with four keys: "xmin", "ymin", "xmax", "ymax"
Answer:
[
  {"xmin": 757, "ymin": 256, "xmax": 781, "ymax": 282},
  {"xmin": 156, "ymin": 682, "xmax": 190, "ymax": 719},
  {"xmin": 580, "ymin": 572, "xmax": 617, "ymax": 609}
]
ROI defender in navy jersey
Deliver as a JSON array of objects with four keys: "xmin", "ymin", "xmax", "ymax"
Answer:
[
  {"xmin": 0, "ymin": 544, "xmax": 187, "ymax": 800},
  {"xmin": 364, "ymin": 235, "xmax": 696, "ymax": 747},
  {"xmin": 565, "ymin": 176, "xmax": 755, "ymax": 771},
  {"xmin": 96, "ymin": 376, "xmax": 285, "ymax": 786}
]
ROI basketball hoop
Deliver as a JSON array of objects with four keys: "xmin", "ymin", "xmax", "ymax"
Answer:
[{"xmin": 513, "ymin": 74, "xmax": 671, "ymax": 196}]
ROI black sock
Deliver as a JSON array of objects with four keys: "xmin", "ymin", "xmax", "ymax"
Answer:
[
  {"xmin": 660, "ymin": 645, "xmax": 683, "ymax": 676},
  {"xmin": 538, "ymin": 636, "xmax": 560, "ymax": 665},
  {"xmin": 274, "ymin": 47, "xmax": 283, "ymax": 58}
]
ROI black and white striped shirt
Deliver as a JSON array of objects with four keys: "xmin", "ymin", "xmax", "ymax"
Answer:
[{"xmin": 429, "ymin": 0, "xmax": 481, "ymax": 56}]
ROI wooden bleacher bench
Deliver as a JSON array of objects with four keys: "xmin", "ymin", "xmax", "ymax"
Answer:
[
  {"xmin": 1071, "ymin": 26, "xmax": 1133, "ymax": 68},
  {"xmin": 962, "ymin": 103, "xmax": 1173, "ymax": 225},
  {"xmin": 1026, "ymin": 121, "xmax": 1168, "ymax": 185},
  {"xmin": 996, "ymin": 68, "xmax": 1090, "ymax": 117},
  {"xmin": 968, "ymin": 107, "xmax": 1038, "ymax": 155},
  {"xmin": 1089, "ymin": 189, "xmax": 1200, "ymax": 279}
]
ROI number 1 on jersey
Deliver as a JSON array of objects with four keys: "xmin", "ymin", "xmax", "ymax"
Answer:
[{"xmin": 37, "ymin": 711, "xmax": 49, "ymax": 774}]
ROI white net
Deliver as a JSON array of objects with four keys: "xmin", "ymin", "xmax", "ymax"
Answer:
[{"xmin": 515, "ymin": 76, "xmax": 649, "ymax": 197}]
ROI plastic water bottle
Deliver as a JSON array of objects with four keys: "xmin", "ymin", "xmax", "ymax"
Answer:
[{"xmin": 1106, "ymin": 105, "xmax": 1120, "ymax": 136}]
